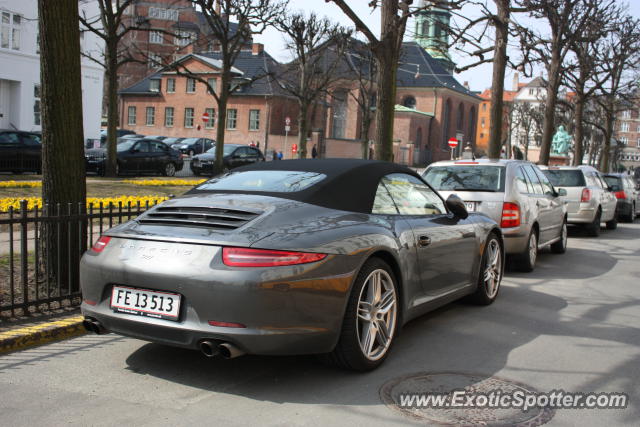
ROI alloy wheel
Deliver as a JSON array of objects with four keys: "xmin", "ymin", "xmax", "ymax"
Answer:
[
  {"xmin": 165, "ymin": 163, "xmax": 176, "ymax": 176},
  {"xmin": 528, "ymin": 232, "xmax": 537, "ymax": 266},
  {"xmin": 483, "ymin": 238, "xmax": 502, "ymax": 299},
  {"xmin": 356, "ymin": 268, "xmax": 397, "ymax": 361}
]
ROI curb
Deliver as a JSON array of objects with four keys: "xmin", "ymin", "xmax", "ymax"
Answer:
[{"xmin": 0, "ymin": 315, "xmax": 86, "ymax": 354}]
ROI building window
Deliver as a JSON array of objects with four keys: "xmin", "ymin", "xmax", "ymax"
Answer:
[
  {"xmin": 1, "ymin": 11, "xmax": 21, "ymax": 50},
  {"xmin": 148, "ymin": 53, "xmax": 161, "ymax": 68},
  {"xmin": 167, "ymin": 78, "xmax": 175, "ymax": 93},
  {"xmin": 481, "ymin": 117, "xmax": 486, "ymax": 128},
  {"xmin": 621, "ymin": 122, "xmax": 630, "ymax": 133},
  {"xmin": 175, "ymin": 30, "xmax": 194, "ymax": 47},
  {"xmin": 482, "ymin": 103, "xmax": 487, "ymax": 112},
  {"xmin": 403, "ymin": 96, "xmax": 416, "ymax": 109},
  {"xmin": 622, "ymin": 110, "xmax": 631, "ymax": 119},
  {"xmin": 149, "ymin": 31, "xmax": 164, "ymax": 44},
  {"xmin": 249, "ymin": 110, "xmax": 260, "ymax": 131},
  {"xmin": 186, "ymin": 78, "xmax": 196, "ymax": 93},
  {"xmin": 620, "ymin": 137, "xmax": 629, "ymax": 146},
  {"xmin": 207, "ymin": 78, "xmax": 216, "ymax": 94},
  {"xmin": 146, "ymin": 107, "xmax": 155, "ymax": 126},
  {"xmin": 33, "ymin": 85, "xmax": 41, "ymax": 126},
  {"xmin": 637, "ymin": 138, "xmax": 640, "ymax": 147},
  {"xmin": 150, "ymin": 79, "xmax": 161, "ymax": 92},
  {"xmin": 165, "ymin": 107, "xmax": 174, "ymax": 127},
  {"xmin": 331, "ymin": 90, "xmax": 348, "ymax": 138},
  {"xmin": 205, "ymin": 108, "xmax": 215, "ymax": 129},
  {"xmin": 184, "ymin": 108, "xmax": 194, "ymax": 128},
  {"xmin": 127, "ymin": 106, "xmax": 136, "ymax": 125},
  {"xmin": 148, "ymin": 7, "xmax": 179, "ymax": 21},
  {"xmin": 226, "ymin": 109, "xmax": 237, "ymax": 130}
]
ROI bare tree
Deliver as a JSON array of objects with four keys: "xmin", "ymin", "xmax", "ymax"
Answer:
[
  {"xmin": 38, "ymin": 0, "xmax": 86, "ymax": 289},
  {"xmin": 274, "ymin": 12, "xmax": 351, "ymax": 159},
  {"xmin": 510, "ymin": 101, "xmax": 543, "ymax": 160},
  {"xmin": 513, "ymin": 0, "xmax": 608, "ymax": 165}
]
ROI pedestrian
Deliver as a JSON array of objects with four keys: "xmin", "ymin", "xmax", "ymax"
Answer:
[
  {"xmin": 278, "ymin": 151, "xmax": 283, "ymax": 160},
  {"xmin": 272, "ymin": 150, "xmax": 278, "ymax": 161},
  {"xmin": 311, "ymin": 144, "xmax": 318, "ymax": 159}
]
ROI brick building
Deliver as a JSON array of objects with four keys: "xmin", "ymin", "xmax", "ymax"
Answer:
[{"xmin": 614, "ymin": 100, "xmax": 640, "ymax": 170}]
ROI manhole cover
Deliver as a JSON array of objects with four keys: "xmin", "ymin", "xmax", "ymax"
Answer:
[{"xmin": 380, "ymin": 372, "xmax": 555, "ymax": 426}]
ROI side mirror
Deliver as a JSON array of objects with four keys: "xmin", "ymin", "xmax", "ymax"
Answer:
[
  {"xmin": 445, "ymin": 194, "xmax": 469, "ymax": 219},
  {"xmin": 557, "ymin": 188, "xmax": 567, "ymax": 197}
]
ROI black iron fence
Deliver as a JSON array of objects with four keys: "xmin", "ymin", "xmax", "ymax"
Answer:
[{"xmin": 0, "ymin": 199, "xmax": 163, "ymax": 319}]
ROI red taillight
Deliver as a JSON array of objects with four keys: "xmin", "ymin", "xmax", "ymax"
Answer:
[
  {"xmin": 501, "ymin": 202, "xmax": 521, "ymax": 228},
  {"xmin": 91, "ymin": 236, "xmax": 111, "ymax": 253},
  {"xmin": 208, "ymin": 320, "xmax": 246, "ymax": 328},
  {"xmin": 581, "ymin": 188, "xmax": 591, "ymax": 202},
  {"xmin": 83, "ymin": 299, "xmax": 97, "ymax": 306},
  {"xmin": 614, "ymin": 191, "xmax": 627, "ymax": 200},
  {"xmin": 222, "ymin": 247, "xmax": 327, "ymax": 267}
]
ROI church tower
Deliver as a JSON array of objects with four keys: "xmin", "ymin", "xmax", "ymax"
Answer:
[{"xmin": 414, "ymin": 0, "xmax": 455, "ymax": 74}]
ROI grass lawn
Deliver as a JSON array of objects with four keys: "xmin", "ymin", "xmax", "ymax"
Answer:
[{"xmin": 0, "ymin": 175, "xmax": 197, "ymax": 199}]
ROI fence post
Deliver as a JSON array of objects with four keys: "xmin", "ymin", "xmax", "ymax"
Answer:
[{"xmin": 20, "ymin": 200, "xmax": 29, "ymax": 311}]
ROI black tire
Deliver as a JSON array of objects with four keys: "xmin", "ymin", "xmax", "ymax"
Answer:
[
  {"xmin": 163, "ymin": 162, "xmax": 176, "ymax": 177},
  {"xmin": 551, "ymin": 218, "xmax": 568, "ymax": 254},
  {"xmin": 623, "ymin": 204, "xmax": 635, "ymax": 223},
  {"xmin": 321, "ymin": 258, "xmax": 399, "ymax": 371},
  {"xmin": 470, "ymin": 233, "xmax": 503, "ymax": 305},
  {"xmin": 516, "ymin": 228, "xmax": 538, "ymax": 272},
  {"xmin": 606, "ymin": 216, "xmax": 617, "ymax": 230},
  {"xmin": 585, "ymin": 209, "xmax": 601, "ymax": 237}
]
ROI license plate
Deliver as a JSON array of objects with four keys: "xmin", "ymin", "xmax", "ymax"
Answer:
[
  {"xmin": 465, "ymin": 202, "xmax": 476, "ymax": 212},
  {"xmin": 110, "ymin": 285, "xmax": 181, "ymax": 321}
]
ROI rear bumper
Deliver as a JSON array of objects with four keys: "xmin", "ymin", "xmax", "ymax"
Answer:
[
  {"xmin": 501, "ymin": 227, "xmax": 529, "ymax": 254},
  {"xmin": 567, "ymin": 204, "xmax": 596, "ymax": 224},
  {"xmin": 79, "ymin": 238, "xmax": 357, "ymax": 355}
]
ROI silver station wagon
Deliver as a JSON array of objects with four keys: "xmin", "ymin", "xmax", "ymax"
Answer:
[{"xmin": 423, "ymin": 159, "xmax": 567, "ymax": 272}]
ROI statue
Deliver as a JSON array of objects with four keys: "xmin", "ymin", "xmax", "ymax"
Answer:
[{"xmin": 551, "ymin": 125, "xmax": 571, "ymax": 155}]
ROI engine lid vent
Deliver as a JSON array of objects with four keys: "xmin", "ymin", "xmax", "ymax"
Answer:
[{"xmin": 138, "ymin": 206, "xmax": 261, "ymax": 230}]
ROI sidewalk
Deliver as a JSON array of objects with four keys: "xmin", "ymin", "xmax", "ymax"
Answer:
[{"xmin": 0, "ymin": 311, "xmax": 86, "ymax": 354}]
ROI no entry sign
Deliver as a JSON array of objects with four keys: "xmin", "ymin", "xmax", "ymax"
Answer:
[
  {"xmin": 448, "ymin": 138, "xmax": 459, "ymax": 148},
  {"xmin": 202, "ymin": 112, "xmax": 210, "ymax": 123}
]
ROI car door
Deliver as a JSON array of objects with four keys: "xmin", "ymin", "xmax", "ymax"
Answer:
[
  {"xmin": 150, "ymin": 141, "xmax": 169, "ymax": 172},
  {"xmin": 381, "ymin": 173, "xmax": 477, "ymax": 296},
  {"xmin": 533, "ymin": 166, "xmax": 564, "ymax": 244},
  {"xmin": 231, "ymin": 147, "xmax": 250, "ymax": 168},
  {"xmin": 521, "ymin": 164, "xmax": 553, "ymax": 244},
  {"xmin": 20, "ymin": 132, "xmax": 42, "ymax": 172},
  {"xmin": 247, "ymin": 147, "xmax": 262, "ymax": 165},
  {"xmin": 125, "ymin": 140, "xmax": 150, "ymax": 174},
  {"xmin": 0, "ymin": 131, "xmax": 21, "ymax": 171}
]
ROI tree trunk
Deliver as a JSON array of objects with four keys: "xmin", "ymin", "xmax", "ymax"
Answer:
[
  {"xmin": 38, "ymin": 0, "xmax": 87, "ymax": 292},
  {"xmin": 488, "ymin": 0, "xmax": 510, "ymax": 159},
  {"xmin": 360, "ymin": 109, "xmax": 372, "ymax": 159},
  {"xmin": 539, "ymin": 52, "xmax": 562, "ymax": 165},
  {"xmin": 600, "ymin": 107, "xmax": 614, "ymax": 172},
  {"xmin": 298, "ymin": 103, "xmax": 308, "ymax": 159},
  {"xmin": 104, "ymin": 39, "xmax": 119, "ymax": 176},
  {"xmin": 572, "ymin": 95, "xmax": 585, "ymax": 166}
]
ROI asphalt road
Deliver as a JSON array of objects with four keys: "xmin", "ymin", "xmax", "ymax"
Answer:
[{"xmin": 1, "ymin": 223, "xmax": 639, "ymax": 426}]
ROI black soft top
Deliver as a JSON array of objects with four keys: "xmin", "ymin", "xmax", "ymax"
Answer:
[{"xmin": 189, "ymin": 158, "xmax": 423, "ymax": 213}]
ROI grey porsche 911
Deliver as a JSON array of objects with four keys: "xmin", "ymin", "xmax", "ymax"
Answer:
[{"xmin": 80, "ymin": 159, "xmax": 504, "ymax": 371}]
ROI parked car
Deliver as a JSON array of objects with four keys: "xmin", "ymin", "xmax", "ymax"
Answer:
[
  {"xmin": 540, "ymin": 165, "xmax": 618, "ymax": 236},
  {"xmin": 423, "ymin": 159, "xmax": 567, "ymax": 272},
  {"xmin": 0, "ymin": 129, "xmax": 42, "ymax": 173},
  {"xmin": 85, "ymin": 138, "xmax": 183, "ymax": 176},
  {"xmin": 603, "ymin": 173, "xmax": 640, "ymax": 222},
  {"xmin": 80, "ymin": 159, "xmax": 504, "ymax": 371},
  {"xmin": 96, "ymin": 129, "xmax": 137, "ymax": 148},
  {"xmin": 145, "ymin": 135, "xmax": 169, "ymax": 141},
  {"xmin": 162, "ymin": 137, "xmax": 185, "ymax": 146},
  {"xmin": 171, "ymin": 137, "xmax": 214, "ymax": 156},
  {"xmin": 191, "ymin": 144, "xmax": 265, "ymax": 175}
]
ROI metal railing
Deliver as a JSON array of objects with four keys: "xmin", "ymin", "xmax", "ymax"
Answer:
[{"xmin": 0, "ymin": 199, "xmax": 163, "ymax": 319}]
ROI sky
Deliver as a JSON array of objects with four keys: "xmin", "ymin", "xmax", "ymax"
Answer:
[{"xmin": 254, "ymin": 0, "xmax": 640, "ymax": 93}]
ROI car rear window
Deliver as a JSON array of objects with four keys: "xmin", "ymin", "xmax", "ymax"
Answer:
[
  {"xmin": 542, "ymin": 170, "xmax": 586, "ymax": 187},
  {"xmin": 195, "ymin": 170, "xmax": 327, "ymax": 193},
  {"xmin": 423, "ymin": 165, "xmax": 506, "ymax": 192},
  {"xmin": 603, "ymin": 176, "xmax": 622, "ymax": 191}
]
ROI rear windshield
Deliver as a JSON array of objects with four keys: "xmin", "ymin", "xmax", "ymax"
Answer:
[
  {"xmin": 603, "ymin": 176, "xmax": 622, "ymax": 191},
  {"xmin": 195, "ymin": 170, "xmax": 326, "ymax": 193},
  {"xmin": 423, "ymin": 165, "xmax": 506, "ymax": 192},
  {"xmin": 542, "ymin": 170, "xmax": 586, "ymax": 187}
]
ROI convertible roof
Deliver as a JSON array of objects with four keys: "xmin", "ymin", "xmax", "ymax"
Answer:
[{"xmin": 190, "ymin": 158, "xmax": 422, "ymax": 213}]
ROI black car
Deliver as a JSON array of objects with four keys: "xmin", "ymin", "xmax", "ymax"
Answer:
[
  {"xmin": 190, "ymin": 144, "xmax": 265, "ymax": 175},
  {"xmin": 0, "ymin": 129, "xmax": 42, "ymax": 173},
  {"xmin": 171, "ymin": 137, "xmax": 215, "ymax": 156},
  {"xmin": 94, "ymin": 129, "xmax": 137, "ymax": 148},
  {"xmin": 85, "ymin": 139, "xmax": 183, "ymax": 176}
]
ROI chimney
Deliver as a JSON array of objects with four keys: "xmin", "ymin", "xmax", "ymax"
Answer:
[
  {"xmin": 512, "ymin": 72, "xmax": 519, "ymax": 91},
  {"xmin": 463, "ymin": 81, "xmax": 470, "ymax": 91},
  {"xmin": 252, "ymin": 43, "xmax": 264, "ymax": 55}
]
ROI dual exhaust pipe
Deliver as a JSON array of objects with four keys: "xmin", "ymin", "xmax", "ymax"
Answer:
[
  {"xmin": 83, "ymin": 318, "xmax": 244, "ymax": 359},
  {"xmin": 199, "ymin": 340, "xmax": 245, "ymax": 359}
]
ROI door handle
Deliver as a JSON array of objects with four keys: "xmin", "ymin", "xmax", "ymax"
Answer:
[{"xmin": 418, "ymin": 236, "xmax": 431, "ymax": 247}]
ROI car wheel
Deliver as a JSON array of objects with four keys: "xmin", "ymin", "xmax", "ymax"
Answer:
[
  {"xmin": 551, "ymin": 218, "xmax": 568, "ymax": 254},
  {"xmin": 517, "ymin": 228, "xmax": 538, "ymax": 273},
  {"xmin": 606, "ymin": 216, "xmax": 617, "ymax": 230},
  {"xmin": 470, "ymin": 233, "xmax": 503, "ymax": 305},
  {"xmin": 163, "ymin": 162, "xmax": 176, "ymax": 177},
  {"xmin": 323, "ymin": 258, "xmax": 399, "ymax": 371},
  {"xmin": 585, "ymin": 209, "xmax": 601, "ymax": 237},
  {"xmin": 624, "ymin": 204, "xmax": 635, "ymax": 223}
]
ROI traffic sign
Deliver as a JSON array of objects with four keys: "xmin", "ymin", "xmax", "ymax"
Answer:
[
  {"xmin": 292, "ymin": 143, "xmax": 298, "ymax": 153},
  {"xmin": 448, "ymin": 138, "xmax": 459, "ymax": 148},
  {"xmin": 285, "ymin": 116, "xmax": 291, "ymax": 125},
  {"xmin": 202, "ymin": 112, "xmax": 210, "ymax": 123}
]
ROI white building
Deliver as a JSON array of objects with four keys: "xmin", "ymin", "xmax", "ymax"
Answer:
[{"xmin": 0, "ymin": 0, "xmax": 103, "ymax": 141}]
